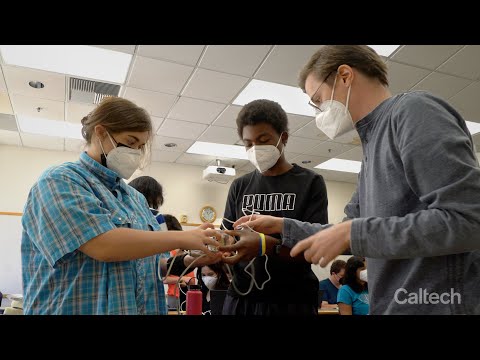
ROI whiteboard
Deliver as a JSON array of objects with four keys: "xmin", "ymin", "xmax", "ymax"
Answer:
[{"xmin": 0, "ymin": 215, "xmax": 23, "ymax": 295}]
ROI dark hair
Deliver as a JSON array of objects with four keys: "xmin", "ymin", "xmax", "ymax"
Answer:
[
  {"xmin": 202, "ymin": 263, "xmax": 230, "ymax": 290},
  {"xmin": 236, "ymin": 99, "xmax": 289, "ymax": 139},
  {"xmin": 298, "ymin": 45, "xmax": 389, "ymax": 91},
  {"xmin": 330, "ymin": 259, "xmax": 347, "ymax": 275},
  {"xmin": 128, "ymin": 176, "xmax": 164, "ymax": 209},
  {"xmin": 163, "ymin": 214, "xmax": 182, "ymax": 231},
  {"xmin": 342, "ymin": 256, "xmax": 367, "ymax": 294}
]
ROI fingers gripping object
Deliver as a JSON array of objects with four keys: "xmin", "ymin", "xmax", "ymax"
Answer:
[{"xmin": 188, "ymin": 231, "xmax": 231, "ymax": 257}]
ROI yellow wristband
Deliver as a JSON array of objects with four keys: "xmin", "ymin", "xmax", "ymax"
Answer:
[{"xmin": 259, "ymin": 233, "xmax": 266, "ymax": 256}]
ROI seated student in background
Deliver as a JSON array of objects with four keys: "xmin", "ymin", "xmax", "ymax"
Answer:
[
  {"xmin": 319, "ymin": 259, "xmax": 346, "ymax": 307},
  {"xmin": 337, "ymin": 256, "xmax": 369, "ymax": 315},
  {"xmin": 162, "ymin": 215, "xmax": 196, "ymax": 310},
  {"xmin": 128, "ymin": 175, "xmax": 167, "ymax": 230},
  {"xmin": 128, "ymin": 175, "xmax": 170, "ymax": 282},
  {"xmin": 199, "ymin": 263, "xmax": 230, "ymax": 314}
]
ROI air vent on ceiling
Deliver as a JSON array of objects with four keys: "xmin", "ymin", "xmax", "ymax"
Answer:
[{"xmin": 69, "ymin": 77, "xmax": 120, "ymax": 104}]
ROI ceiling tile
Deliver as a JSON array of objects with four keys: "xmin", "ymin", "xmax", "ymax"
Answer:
[
  {"xmin": 123, "ymin": 87, "xmax": 177, "ymax": 118},
  {"xmin": 0, "ymin": 129, "xmax": 21, "ymax": 146},
  {"xmin": 151, "ymin": 150, "xmax": 182, "ymax": 163},
  {"xmin": 212, "ymin": 105, "xmax": 243, "ymax": 128},
  {"xmin": 387, "ymin": 61, "xmax": 431, "ymax": 94},
  {"xmin": 411, "ymin": 71, "xmax": 472, "ymax": 100},
  {"xmin": 127, "ymin": 56, "xmax": 194, "ymax": 94},
  {"xmin": 151, "ymin": 116, "xmax": 164, "ymax": 133},
  {"xmin": 11, "ymin": 94, "xmax": 65, "ymax": 120},
  {"xmin": 168, "ymin": 97, "xmax": 226, "ymax": 124},
  {"xmin": 336, "ymin": 146, "xmax": 364, "ymax": 161},
  {"xmin": 289, "ymin": 154, "xmax": 329, "ymax": 170},
  {"xmin": 285, "ymin": 136, "xmax": 320, "ymax": 154},
  {"xmin": 288, "ymin": 114, "xmax": 315, "ymax": 133},
  {"xmin": 65, "ymin": 138, "xmax": 86, "ymax": 153},
  {"xmin": 0, "ymin": 91, "xmax": 13, "ymax": 114},
  {"xmin": 157, "ymin": 119, "xmax": 208, "ymax": 140},
  {"xmin": 137, "ymin": 45, "xmax": 205, "ymax": 66},
  {"xmin": 199, "ymin": 45, "xmax": 272, "ymax": 77},
  {"xmin": 255, "ymin": 45, "xmax": 323, "ymax": 86},
  {"xmin": 285, "ymin": 151, "xmax": 301, "ymax": 162},
  {"xmin": 314, "ymin": 168, "xmax": 359, "ymax": 184},
  {"xmin": 20, "ymin": 133, "xmax": 64, "ymax": 151},
  {"xmin": 448, "ymin": 81, "xmax": 480, "ymax": 121},
  {"xmin": 437, "ymin": 46, "xmax": 480, "ymax": 80},
  {"xmin": 152, "ymin": 135, "xmax": 194, "ymax": 152},
  {"xmin": 292, "ymin": 120, "xmax": 328, "ymax": 140},
  {"xmin": 175, "ymin": 153, "xmax": 216, "ymax": 167},
  {"xmin": 90, "ymin": 45, "xmax": 136, "ymax": 54},
  {"xmin": 198, "ymin": 125, "xmax": 240, "ymax": 144},
  {"xmin": 0, "ymin": 66, "xmax": 7, "ymax": 90},
  {"xmin": 3, "ymin": 65, "xmax": 66, "ymax": 101},
  {"xmin": 65, "ymin": 101, "xmax": 96, "ymax": 124},
  {"xmin": 0, "ymin": 113, "xmax": 17, "ymax": 131},
  {"xmin": 391, "ymin": 45, "xmax": 463, "ymax": 70},
  {"xmin": 182, "ymin": 68, "xmax": 249, "ymax": 104},
  {"xmin": 306, "ymin": 140, "xmax": 355, "ymax": 157}
]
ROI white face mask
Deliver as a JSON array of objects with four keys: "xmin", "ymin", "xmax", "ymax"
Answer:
[
  {"xmin": 315, "ymin": 75, "xmax": 354, "ymax": 140},
  {"xmin": 202, "ymin": 275, "xmax": 217, "ymax": 290},
  {"xmin": 99, "ymin": 132, "xmax": 142, "ymax": 179},
  {"xmin": 246, "ymin": 133, "xmax": 284, "ymax": 173},
  {"xmin": 359, "ymin": 269, "xmax": 368, "ymax": 282}
]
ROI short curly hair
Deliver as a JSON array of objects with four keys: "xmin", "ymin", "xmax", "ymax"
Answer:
[{"xmin": 236, "ymin": 99, "xmax": 289, "ymax": 139}]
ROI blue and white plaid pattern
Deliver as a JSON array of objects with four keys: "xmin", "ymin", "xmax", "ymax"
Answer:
[{"xmin": 21, "ymin": 152, "xmax": 167, "ymax": 315}]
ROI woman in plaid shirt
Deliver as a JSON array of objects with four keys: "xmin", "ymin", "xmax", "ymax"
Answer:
[{"xmin": 21, "ymin": 97, "xmax": 221, "ymax": 315}]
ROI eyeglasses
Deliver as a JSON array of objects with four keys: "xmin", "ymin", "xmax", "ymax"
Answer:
[{"xmin": 308, "ymin": 71, "xmax": 333, "ymax": 113}]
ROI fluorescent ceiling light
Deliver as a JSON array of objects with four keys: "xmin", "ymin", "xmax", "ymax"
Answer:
[
  {"xmin": 17, "ymin": 116, "xmax": 83, "ymax": 140},
  {"xmin": 466, "ymin": 121, "xmax": 480, "ymax": 135},
  {"xmin": 368, "ymin": 45, "xmax": 400, "ymax": 57},
  {"xmin": 233, "ymin": 79, "xmax": 314, "ymax": 117},
  {"xmin": 187, "ymin": 141, "xmax": 248, "ymax": 160},
  {"xmin": 0, "ymin": 45, "xmax": 132, "ymax": 84},
  {"xmin": 315, "ymin": 158, "xmax": 362, "ymax": 173}
]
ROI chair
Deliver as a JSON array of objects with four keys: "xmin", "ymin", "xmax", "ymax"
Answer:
[{"xmin": 209, "ymin": 289, "xmax": 227, "ymax": 315}]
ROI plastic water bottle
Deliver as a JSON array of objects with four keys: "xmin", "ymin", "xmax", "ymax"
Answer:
[{"xmin": 186, "ymin": 284, "xmax": 202, "ymax": 315}]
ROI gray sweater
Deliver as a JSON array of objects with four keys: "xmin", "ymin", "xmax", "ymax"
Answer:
[{"xmin": 282, "ymin": 91, "xmax": 480, "ymax": 314}]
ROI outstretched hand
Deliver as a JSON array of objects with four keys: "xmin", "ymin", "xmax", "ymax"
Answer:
[{"xmin": 290, "ymin": 221, "xmax": 352, "ymax": 267}]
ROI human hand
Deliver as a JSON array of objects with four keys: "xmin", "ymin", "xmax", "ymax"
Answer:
[
  {"xmin": 184, "ymin": 251, "xmax": 224, "ymax": 268},
  {"xmin": 198, "ymin": 222, "xmax": 215, "ymax": 230},
  {"xmin": 179, "ymin": 228, "xmax": 221, "ymax": 256},
  {"xmin": 232, "ymin": 214, "xmax": 284, "ymax": 235},
  {"xmin": 219, "ymin": 228, "xmax": 279, "ymax": 264},
  {"xmin": 290, "ymin": 221, "xmax": 352, "ymax": 267}
]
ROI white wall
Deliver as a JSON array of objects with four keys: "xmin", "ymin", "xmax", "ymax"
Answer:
[{"xmin": 0, "ymin": 145, "xmax": 357, "ymax": 225}]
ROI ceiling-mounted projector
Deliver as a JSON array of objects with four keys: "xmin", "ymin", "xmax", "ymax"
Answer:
[{"xmin": 202, "ymin": 159, "xmax": 235, "ymax": 183}]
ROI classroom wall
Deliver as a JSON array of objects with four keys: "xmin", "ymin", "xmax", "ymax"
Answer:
[{"xmin": 0, "ymin": 145, "xmax": 357, "ymax": 225}]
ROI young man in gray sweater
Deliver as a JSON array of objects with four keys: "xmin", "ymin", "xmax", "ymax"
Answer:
[{"xmin": 224, "ymin": 45, "xmax": 480, "ymax": 315}]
